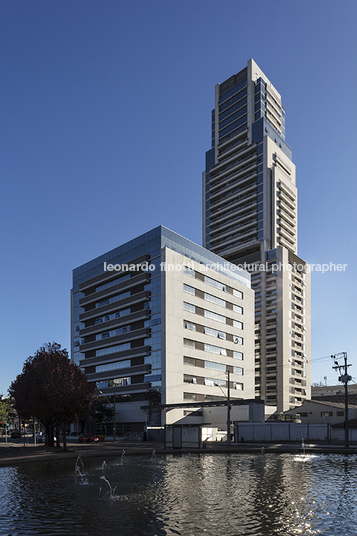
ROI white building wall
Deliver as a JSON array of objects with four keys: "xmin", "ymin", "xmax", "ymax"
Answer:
[{"xmin": 161, "ymin": 247, "xmax": 255, "ymax": 425}]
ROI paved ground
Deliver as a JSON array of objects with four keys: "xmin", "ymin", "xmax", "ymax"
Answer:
[{"xmin": 1, "ymin": 436, "xmax": 357, "ymax": 467}]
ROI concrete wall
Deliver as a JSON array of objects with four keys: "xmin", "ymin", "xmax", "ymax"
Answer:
[
  {"xmin": 162, "ymin": 247, "xmax": 255, "ymax": 425},
  {"xmin": 235, "ymin": 422, "xmax": 357, "ymax": 444}
]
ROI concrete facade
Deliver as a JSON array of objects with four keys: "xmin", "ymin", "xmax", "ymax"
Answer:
[
  {"xmin": 203, "ymin": 58, "xmax": 311, "ymax": 412},
  {"xmin": 71, "ymin": 226, "xmax": 254, "ymax": 434},
  {"xmin": 284, "ymin": 399, "xmax": 357, "ymax": 425}
]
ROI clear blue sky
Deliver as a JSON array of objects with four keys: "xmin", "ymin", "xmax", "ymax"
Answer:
[{"xmin": 1, "ymin": 0, "xmax": 356, "ymax": 394}]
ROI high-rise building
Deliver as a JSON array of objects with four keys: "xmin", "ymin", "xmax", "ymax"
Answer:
[
  {"xmin": 71, "ymin": 226, "xmax": 254, "ymax": 435},
  {"xmin": 203, "ymin": 59, "xmax": 311, "ymax": 412}
]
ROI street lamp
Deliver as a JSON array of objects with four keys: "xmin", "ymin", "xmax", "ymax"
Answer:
[
  {"xmin": 98, "ymin": 390, "xmax": 116, "ymax": 442},
  {"xmin": 214, "ymin": 370, "xmax": 231, "ymax": 445}
]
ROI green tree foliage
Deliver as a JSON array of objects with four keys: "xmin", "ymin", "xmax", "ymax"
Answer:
[
  {"xmin": 92, "ymin": 398, "xmax": 113, "ymax": 423},
  {"xmin": 0, "ymin": 400, "xmax": 8, "ymax": 425},
  {"xmin": 9, "ymin": 342, "xmax": 97, "ymax": 448}
]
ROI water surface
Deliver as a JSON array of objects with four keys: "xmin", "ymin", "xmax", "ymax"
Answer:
[{"xmin": 1, "ymin": 453, "xmax": 356, "ymax": 535}]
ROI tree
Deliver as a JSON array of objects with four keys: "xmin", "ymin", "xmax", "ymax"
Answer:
[
  {"xmin": 0, "ymin": 400, "xmax": 8, "ymax": 426},
  {"xmin": 9, "ymin": 342, "xmax": 97, "ymax": 449}
]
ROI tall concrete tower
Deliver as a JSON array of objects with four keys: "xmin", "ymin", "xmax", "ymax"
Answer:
[{"xmin": 203, "ymin": 59, "xmax": 311, "ymax": 412}]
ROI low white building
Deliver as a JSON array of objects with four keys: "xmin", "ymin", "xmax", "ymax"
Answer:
[{"xmin": 284, "ymin": 399, "xmax": 357, "ymax": 425}]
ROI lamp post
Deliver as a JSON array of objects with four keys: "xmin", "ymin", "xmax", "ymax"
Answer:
[{"xmin": 214, "ymin": 370, "xmax": 231, "ymax": 445}]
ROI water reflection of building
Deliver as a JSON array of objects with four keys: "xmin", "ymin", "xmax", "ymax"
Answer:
[{"xmin": 71, "ymin": 226, "xmax": 254, "ymax": 435}]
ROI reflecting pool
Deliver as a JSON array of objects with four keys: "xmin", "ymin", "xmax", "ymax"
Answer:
[{"xmin": 1, "ymin": 453, "xmax": 357, "ymax": 535}]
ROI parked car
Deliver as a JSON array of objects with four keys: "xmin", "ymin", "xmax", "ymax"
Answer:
[{"xmin": 78, "ymin": 433, "xmax": 99, "ymax": 443}]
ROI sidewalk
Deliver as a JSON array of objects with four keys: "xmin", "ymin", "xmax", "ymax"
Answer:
[
  {"xmin": 1, "ymin": 438, "xmax": 357, "ymax": 467},
  {"xmin": 0, "ymin": 438, "xmax": 165, "ymax": 467}
]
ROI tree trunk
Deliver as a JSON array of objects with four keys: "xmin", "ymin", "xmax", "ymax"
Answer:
[
  {"xmin": 45, "ymin": 423, "xmax": 50, "ymax": 446},
  {"xmin": 62, "ymin": 423, "xmax": 67, "ymax": 451},
  {"xmin": 55, "ymin": 423, "xmax": 61, "ymax": 448}
]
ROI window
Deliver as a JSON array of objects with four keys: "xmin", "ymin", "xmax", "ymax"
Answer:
[
  {"xmin": 233, "ymin": 366, "xmax": 244, "ymax": 375},
  {"xmin": 234, "ymin": 382, "xmax": 243, "ymax": 390},
  {"xmin": 337, "ymin": 411, "xmax": 344, "ymax": 417},
  {"xmin": 96, "ymin": 360, "xmax": 131, "ymax": 373},
  {"xmin": 233, "ymin": 289, "xmax": 243, "ymax": 299},
  {"xmin": 204, "ymin": 293, "xmax": 226, "ymax": 308},
  {"xmin": 233, "ymin": 305, "xmax": 243, "ymax": 314},
  {"xmin": 184, "ymin": 356, "xmax": 196, "ymax": 366},
  {"xmin": 183, "ymin": 284, "xmax": 196, "ymax": 296},
  {"xmin": 204, "ymin": 276, "xmax": 226, "ymax": 292},
  {"xmin": 233, "ymin": 336, "xmax": 243, "ymax": 345},
  {"xmin": 321, "ymin": 412, "xmax": 333, "ymax": 417},
  {"xmin": 233, "ymin": 351, "xmax": 243, "ymax": 360},
  {"xmin": 184, "ymin": 392, "xmax": 197, "ymax": 401},
  {"xmin": 204, "ymin": 310, "xmax": 226, "ymax": 324},
  {"xmin": 204, "ymin": 343, "xmax": 227, "ymax": 356},
  {"xmin": 115, "ymin": 308, "xmax": 131, "ymax": 318},
  {"xmin": 233, "ymin": 320, "xmax": 243, "ymax": 329},
  {"xmin": 184, "ymin": 302, "xmax": 196, "ymax": 313},
  {"xmin": 108, "ymin": 376, "xmax": 131, "ymax": 387},
  {"xmin": 96, "ymin": 343, "xmax": 131, "ymax": 357},
  {"xmin": 183, "ymin": 338, "xmax": 196, "ymax": 349},
  {"xmin": 204, "ymin": 361, "xmax": 226, "ymax": 372},
  {"xmin": 298, "ymin": 412, "xmax": 308, "ymax": 418},
  {"xmin": 204, "ymin": 326, "xmax": 226, "ymax": 340},
  {"xmin": 205, "ymin": 377, "xmax": 225, "ymax": 387},
  {"xmin": 96, "ymin": 299, "xmax": 109, "ymax": 308},
  {"xmin": 184, "ymin": 321, "xmax": 196, "ymax": 331},
  {"xmin": 183, "ymin": 265, "xmax": 195, "ymax": 278},
  {"xmin": 184, "ymin": 374, "xmax": 197, "ymax": 384}
]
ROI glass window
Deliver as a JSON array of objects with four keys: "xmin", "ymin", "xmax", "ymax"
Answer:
[
  {"xmin": 184, "ymin": 321, "xmax": 196, "ymax": 331},
  {"xmin": 184, "ymin": 392, "xmax": 197, "ymax": 402},
  {"xmin": 183, "ymin": 265, "xmax": 195, "ymax": 278},
  {"xmin": 184, "ymin": 374, "xmax": 197, "ymax": 384},
  {"xmin": 204, "ymin": 310, "xmax": 226, "ymax": 324},
  {"xmin": 96, "ymin": 343, "xmax": 131, "ymax": 357},
  {"xmin": 233, "ymin": 336, "xmax": 243, "ymax": 345},
  {"xmin": 183, "ymin": 284, "xmax": 196, "ymax": 296},
  {"xmin": 204, "ymin": 276, "xmax": 226, "ymax": 292},
  {"xmin": 234, "ymin": 382, "xmax": 243, "ymax": 390},
  {"xmin": 184, "ymin": 356, "xmax": 196, "ymax": 366},
  {"xmin": 233, "ymin": 366, "xmax": 244, "ymax": 375},
  {"xmin": 204, "ymin": 343, "xmax": 227, "ymax": 356},
  {"xmin": 204, "ymin": 361, "xmax": 226, "ymax": 372},
  {"xmin": 184, "ymin": 302, "xmax": 196, "ymax": 313},
  {"xmin": 204, "ymin": 293, "xmax": 226, "ymax": 308},
  {"xmin": 233, "ymin": 320, "xmax": 243, "ymax": 329},
  {"xmin": 109, "ymin": 377, "xmax": 131, "ymax": 387},
  {"xmin": 233, "ymin": 289, "xmax": 243, "ymax": 299},
  {"xmin": 183, "ymin": 338, "xmax": 196, "ymax": 349},
  {"xmin": 233, "ymin": 351, "xmax": 243, "ymax": 360},
  {"xmin": 233, "ymin": 305, "xmax": 243, "ymax": 314},
  {"xmin": 204, "ymin": 326, "xmax": 226, "ymax": 340},
  {"xmin": 96, "ymin": 359, "xmax": 131, "ymax": 373}
]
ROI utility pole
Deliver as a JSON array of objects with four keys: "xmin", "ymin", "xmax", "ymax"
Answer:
[
  {"xmin": 113, "ymin": 392, "xmax": 116, "ymax": 442},
  {"xmin": 214, "ymin": 371, "xmax": 231, "ymax": 445},
  {"xmin": 227, "ymin": 370, "xmax": 231, "ymax": 445},
  {"xmin": 331, "ymin": 352, "xmax": 351, "ymax": 448}
]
